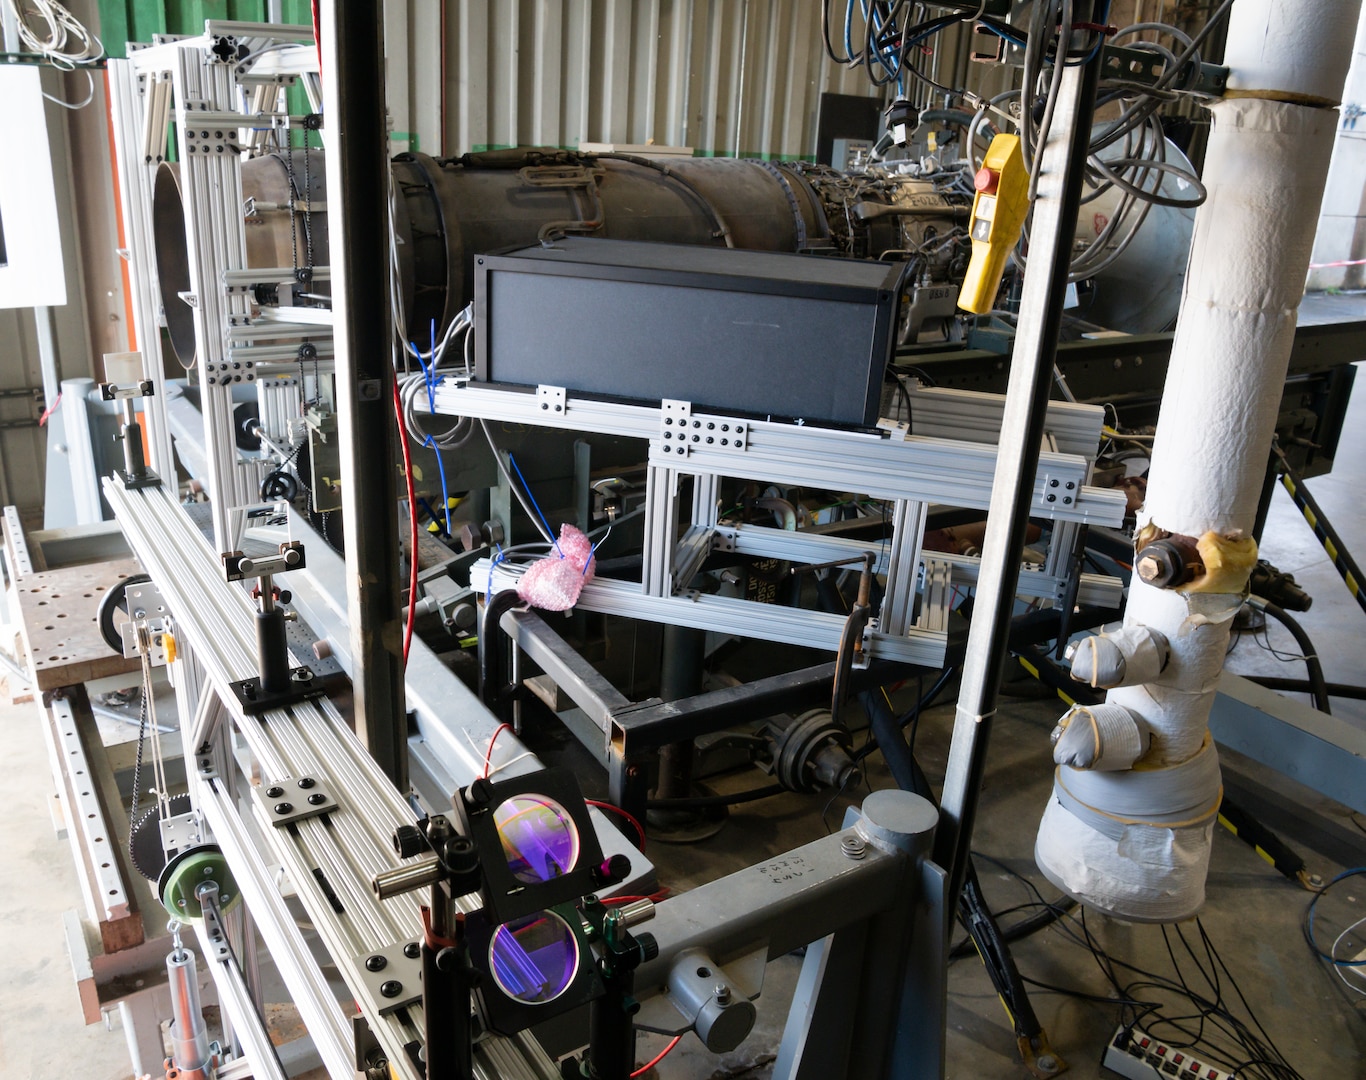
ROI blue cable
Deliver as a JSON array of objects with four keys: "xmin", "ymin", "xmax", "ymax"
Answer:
[
  {"xmin": 417, "ymin": 496, "xmax": 444, "ymax": 535},
  {"xmin": 486, "ymin": 542, "xmax": 507, "ymax": 604},
  {"xmin": 507, "ymin": 452, "xmax": 563, "ymax": 558},
  {"xmin": 423, "ymin": 435, "xmax": 453, "ymax": 537},
  {"xmin": 1305, "ymin": 868, "xmax": 1366, "ymax": 966}
]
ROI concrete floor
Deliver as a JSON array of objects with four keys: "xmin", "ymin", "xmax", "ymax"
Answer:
[
  {"xmin": 4, "ymin": 320, "xmax": 1366, "ymax": 1078},
  {"xmin": 0, "ymin": 688, "xmax": 139, "ymax": 1080}
]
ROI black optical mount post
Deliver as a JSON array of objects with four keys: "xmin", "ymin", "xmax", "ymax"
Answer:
[
  {"xmin": 221, "ymin": 541, "xmax": 326, "ymax": 714},
  {"xmin": 101, "ymin": 380, "xmax": 162, "ymax": 490},
  {"xmin": 572, "ymin": 897, "xmax": 659, "ymax": 1080}
]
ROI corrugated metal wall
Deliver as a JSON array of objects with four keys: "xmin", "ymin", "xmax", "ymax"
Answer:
[{"xmin": 386, "ymin": 0, "xmax": 885, "ymax": 160}]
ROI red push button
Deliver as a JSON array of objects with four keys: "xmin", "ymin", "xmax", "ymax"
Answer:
[{"xmin": 974, "ymin": 167, "xmax": 999, "ymax": 194}]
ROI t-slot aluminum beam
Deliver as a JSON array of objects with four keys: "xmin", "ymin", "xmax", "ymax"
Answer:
[
  {"xmin": 105, "ymin": 480, "xmax": 559, "ymax": 1080},
  {"xmin": 107, "ymin": 59, "xmax": 176, "ymax": 482},
  {"xmin": 431, "ymin": 382, "xmax": 1123, "ymax": 524}
]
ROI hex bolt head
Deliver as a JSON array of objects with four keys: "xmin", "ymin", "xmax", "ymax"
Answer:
[
  {"xmin": 274, "ymin": 802, "xmax": 293, "ymax": 815},
  {"xmin": 307, "ymin": 793, "xmax": 327, "ymax": 806},
  {"xmin": 365, "ymin": 954, "xmax": 387, "ymax": 972},
  {"xmin": 714, "ymin": 984, "xmax": 732, "ymax": 1005},
  {"xmin": 265, "ymin": 786, "xmax": 284, "ymax": 798},
  {"xmin": 380, "ymin": 980, "xmax": 403, "ymax": 998}
]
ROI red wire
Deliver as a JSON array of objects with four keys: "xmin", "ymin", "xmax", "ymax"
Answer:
[
  {"xmin": 585, "ymin": 799, "xmax": 647, "ymax": 851},
  {"xmin": 310, "ymin": 0, "xmax": 323, "ymax": 77},
  {"xmin": 630, "ymin": 1036, "xmax": 681, "ymax": 1078},
  {"xmin": 482, "ymin": 722, "xmax": 513, "ymax": 778},
  {"xmin": 601, "ymin": 889, "xmax": 671, "ymax": 906},
  {"xmin": 394, "ymin": 381, "xmax": 418, "ymax": 667}
]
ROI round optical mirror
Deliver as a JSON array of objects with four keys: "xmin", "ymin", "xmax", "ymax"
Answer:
[
  {"xmin": 492, "ymin": 796, "xmax": 580, "ymax": 884},
  {"xmin": 488, "ymin": 909, "xmax": 579, "ymax": 1005}
]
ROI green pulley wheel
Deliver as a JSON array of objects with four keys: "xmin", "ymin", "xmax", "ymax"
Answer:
[{"xmin": 156, "ymin": 844, "xmax": 241, "ymax": 921}]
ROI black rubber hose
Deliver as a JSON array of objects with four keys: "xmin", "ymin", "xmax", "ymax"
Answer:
[
  {"xmin": 1254, "ymin": 597, "xmax": 1331, "ymax": 715},
  {"xmin": 646, "ymin": 783, "xmax": 787, "ymax": 810},
  {"xmin": 919, "ymin": 108, "xmax": 979, "ymax": 128},
  {"xmin": 1246, "ymin": 676, "xmax": 1366, "ymax": 701},
  {"xmin": 950, "ymin": 897, "xmax": 1078, "ymax": 960}
]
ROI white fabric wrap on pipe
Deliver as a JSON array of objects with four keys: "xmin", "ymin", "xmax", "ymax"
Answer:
[
  {"xmin": 1036, "ymin": 81, "xmax": 1350, "ymax": 921},
  {"xmin": 1070, "ymin": 625, "xmax": 1169, "ymax": 688},
  {"xmin": 1052, "ymin": 703, "xmax": 1149, "ymax": 771},
  {"xmin": 1225, "ymin": 0, "xmax": 1363, "ymax": 103}
]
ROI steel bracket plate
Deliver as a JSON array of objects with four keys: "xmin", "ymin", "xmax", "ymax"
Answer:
[
  {"xmin": 660, "ymin": 399, "xmax": 747, "ymax": 459},
  {"xmin": 253, "ymin": 773, "xmax": 338, "ymax": 826},
  {"xmin": 354, "ymin": 941, "xmax": 423, "ymax": 1016},
  {"xmin": 159, "ymin": 810, "xmax": 204, "ymax": 856},
  {"xmin": 537, "ymin": 384, "xmax": 567, "ymax": 417},
  {"xmin": 114, "ymin": 468, "xmax": 163, "ymax": 490},
  {"xmin": 121, "ymin": 581, "xmax": 173, "ymax": 664},
  {"xmin": 1036, "ymin": 471, "xmax": 1078, "ymax": 511},
  {"xmin": 200, "ymin": 897, "xmax": 233, "ymax": 964},
  {"xmin": 227, "ymin": 666, "xmax": 325, "ymax": 715}
]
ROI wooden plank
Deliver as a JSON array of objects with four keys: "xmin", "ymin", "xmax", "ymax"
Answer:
[{"xmin": 13, "ymin": 560, "xmax": 144, "ymax": 691}]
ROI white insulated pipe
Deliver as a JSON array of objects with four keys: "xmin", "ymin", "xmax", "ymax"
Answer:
[{"xmin": 1035, "ymin": 0, "xmax": 1363, "ymax": 922}]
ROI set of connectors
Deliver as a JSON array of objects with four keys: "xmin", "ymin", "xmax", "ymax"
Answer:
[{"xmin": 1103, "ymin": 1026, "xmax": 1231, "ymax": 1080}]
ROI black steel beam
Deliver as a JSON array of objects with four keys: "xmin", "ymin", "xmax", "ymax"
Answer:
[
  {"xmin": 934, "ymin": 37, "xmax": 1104, "ymax": 908},
  {"xmin": 319, "ymin": 0, "xmax": 406, "ymax": 789}
]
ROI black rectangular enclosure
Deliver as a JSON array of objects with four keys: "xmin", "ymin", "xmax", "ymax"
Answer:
[{"xmin": 474, "ymin": 237, "xmax": 906, "ymax": 428}]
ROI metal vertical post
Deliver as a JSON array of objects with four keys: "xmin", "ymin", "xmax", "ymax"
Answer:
[
  {"xmin": 319, "ymin": 0, "xmax": 408, "ymax": 790},
  {"xmin": 934, "ymin": 27, "xmax": 1102, "ymax": 906}
]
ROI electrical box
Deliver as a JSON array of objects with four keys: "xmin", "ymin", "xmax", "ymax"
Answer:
[{"xmin": 474, "ymin": 237, "xmax": 907, "ymax": 429}]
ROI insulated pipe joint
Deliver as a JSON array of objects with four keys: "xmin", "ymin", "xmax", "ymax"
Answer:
[
  {"xmin": 1067, "ymin": 625, "xmax": 1170, "ymax": 689},
  {"xmin": 1051, "ymin": 703, "xmax": 1150, "ymax": 772},
  {"xmin": 1035, "ymin": 0, "xmax": 1363, "ymax": 923}
]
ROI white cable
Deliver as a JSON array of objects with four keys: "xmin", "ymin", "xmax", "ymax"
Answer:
[
  {"xmin": 1331, "ymin": 915, "xmax": 1366, "ymax": 996},
  {"xmin": 3, "ymin": 0, "xmax": 103, "ymax": 67},
  {"xmin": 479, "ymin": 420, "xmax": 556, "ymax": 545}
]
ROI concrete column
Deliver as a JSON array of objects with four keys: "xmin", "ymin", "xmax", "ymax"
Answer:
[{"xmin": 1035, "ymin": 0, "xmax": 1364, "ymax": 922}]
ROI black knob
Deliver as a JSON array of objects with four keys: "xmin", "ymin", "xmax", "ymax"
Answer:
[
  {"xmin": 636, "ymin": 932, "xmax": 659, "ymax": 963},
  {"xmin": 393, "ymin": 824, "xmax": 426, "ymax": 858},
  {"xmin": 443, "ymin": 835, "xmax": 479, "ymax": 873},
  {"xmin": 591, "ymin": 854, "xmax": 632, "ymax": 887}
]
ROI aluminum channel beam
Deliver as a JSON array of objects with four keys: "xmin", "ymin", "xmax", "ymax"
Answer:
[
  {"xmin": 904, "ymin": 382, "xmax": 1106, "ymax": 461},
  {"xmin": 105, "ymin": 481, "xmax": 557, "ymax": 1080},
  {"xmin": 431, "ymin": 383, "xmax": 1124, "ymax": 524},
  {"xmin": 108, "ymin": 58, "xmax": 177, "ymax": 482},
  {"xmin": 191, "ymin": 917, "xmax": 288, "ymax": 1080},
  {"xmin": 472, "ymin": 557, "xmax": 950, "ymax": 668},
  {"xmin": 713, "ymin": 522, "xmax": 1122, "ymax": 608}
]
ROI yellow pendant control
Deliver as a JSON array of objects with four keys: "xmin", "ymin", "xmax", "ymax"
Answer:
[{"xmin": 957, "ymin": 134, "xmax": 1030, "ymax": 315}]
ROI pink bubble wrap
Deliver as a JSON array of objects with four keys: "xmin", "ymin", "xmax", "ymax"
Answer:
[{"xmin": 516, "ymin": 524, "xmax": 597, "ymax": 612}]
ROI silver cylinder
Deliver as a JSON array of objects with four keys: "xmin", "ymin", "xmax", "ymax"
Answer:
[
  {"xmin": 371, "ymin": 855, "xmax": 444, "ymax": 900},
  {"xmin": 166, "ymin": 946, "xmax": 212, "ymax": 1075}
]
